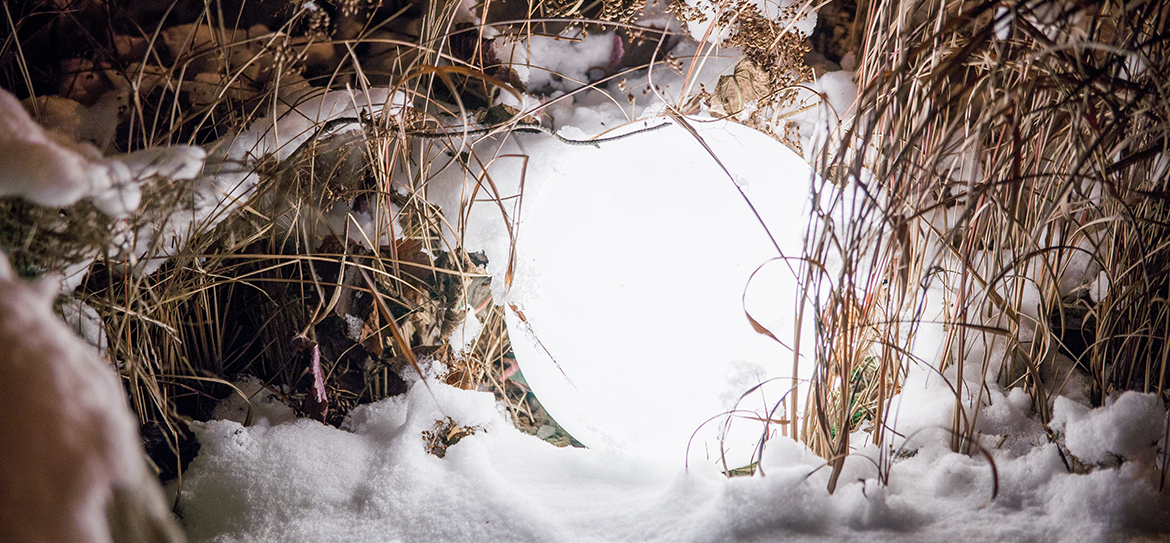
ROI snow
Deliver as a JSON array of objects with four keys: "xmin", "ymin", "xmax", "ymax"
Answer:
[
  {"xmin": 60, "ymin": 296, "xmax": 107, "ymax": 352},
  {"xmin": 210, "ymin": 376, "xmax": 299, "ymax": 428},
  {"xmin": 680, "ymin": 0, "xmax": 817, "ymax": 43},
  {"xmin": 773, "ymin": 69, "xmax": 860, "ymax": 161},
  {"xmin": 499, "ymin": 32, "xmax": 620, "ymax": 93},
  {"xmin": 0, "ymin": 88, "xmax": 137, "ymax": 215},
  {"xmin": 0, "ymin": 85, "xmax": 205, "ymax": 217},
  {"xmin": 1051, "ymin": 392, "xmax": 1167, "ymax": 466},
  {"xmin": 0, "ymin": 86, "xmax": 204, "ymax": 294},
  {"xmin": 448, "ymin": 308, "xmax": 484, "ymax": 355},
  {"xmin": 0, "ymin": 258, "xmax": 183, "ymax": 543},
  {"xmin": 175, "ymin": 371, "xmax": 1170, "ymax": 542}
]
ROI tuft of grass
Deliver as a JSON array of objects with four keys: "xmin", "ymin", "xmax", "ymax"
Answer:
[
  {"xmin": 1, "ymin": 0, "xmax": 681, "ymax": 478},
  {"xmin": 804, "ymin": 0, "xmax": 1170, "ymax": 490}
]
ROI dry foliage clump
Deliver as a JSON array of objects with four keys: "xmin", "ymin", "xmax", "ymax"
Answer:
[
  {"xmin": 0, "ymin": 198, "xmax": 114, "ymax": 276},
  {"xmin": 804, "ymin": 0, "xmax": 1170, "ymax": 490},
  {"xmin": 675, "ymin": 0, "xmax": 816, "ymax": 147},
  {"xmin": 423, "ymin": 417, "xmax": 480, "ymax": 458},
  {"xmin": 0, "ymin": 0, "xmax": 604, "ymax": 476}
]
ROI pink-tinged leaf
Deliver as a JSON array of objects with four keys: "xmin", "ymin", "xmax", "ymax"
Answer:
[
  {"xmin": 501, "ymin": 360, "xmax": 518, "ymax": 381},
  {"xmin": 310, "ymin": 344, "xmax": 327, "ymax": 403},
  {"xmin": 609, "ymin": 33, "xmax": 625, "ymax": 71},
  {"xmin": 303, "ymin": 341, "xmax": 328, "ymax": 423},
  {"xmin": 741, "ymin": 258, "xmax": 797, "ymax": 353}
]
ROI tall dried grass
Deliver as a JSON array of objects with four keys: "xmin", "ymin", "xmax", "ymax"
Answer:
[
  {"xmin": 804, "ymin": 0, "xmax": 1170, "ymax": 490},
  {"xmin": 1, "ymin": 0, "xmax": 684, "ymax": 477}
]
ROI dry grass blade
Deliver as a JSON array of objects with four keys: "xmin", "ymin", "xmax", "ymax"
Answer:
[{"xmin": 359, "ymin": 266, "xmax": 430, "ymax": 392}]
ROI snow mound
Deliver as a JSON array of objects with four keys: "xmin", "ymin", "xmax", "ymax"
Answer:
[
  {"xmin": 176, "ymin": 374, "xmax": 1170, "ymax": 542},
  {"xmin": 0, "ymin": 88, "xmax": 205, "ymax": 218},
  {"xmin": 1051, "ymin": 392, "xmax": 1167, "ymax": 465}
]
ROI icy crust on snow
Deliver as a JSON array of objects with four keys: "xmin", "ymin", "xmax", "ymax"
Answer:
[{"xmin": 176, "ymin": 375, "xmax": 1170, "ymax": 543}]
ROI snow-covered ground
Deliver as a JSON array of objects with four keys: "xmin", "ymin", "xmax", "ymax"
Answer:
[{"xmin": 175, "ymin": 371, "xmax": 1169, "ymax": 542}]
